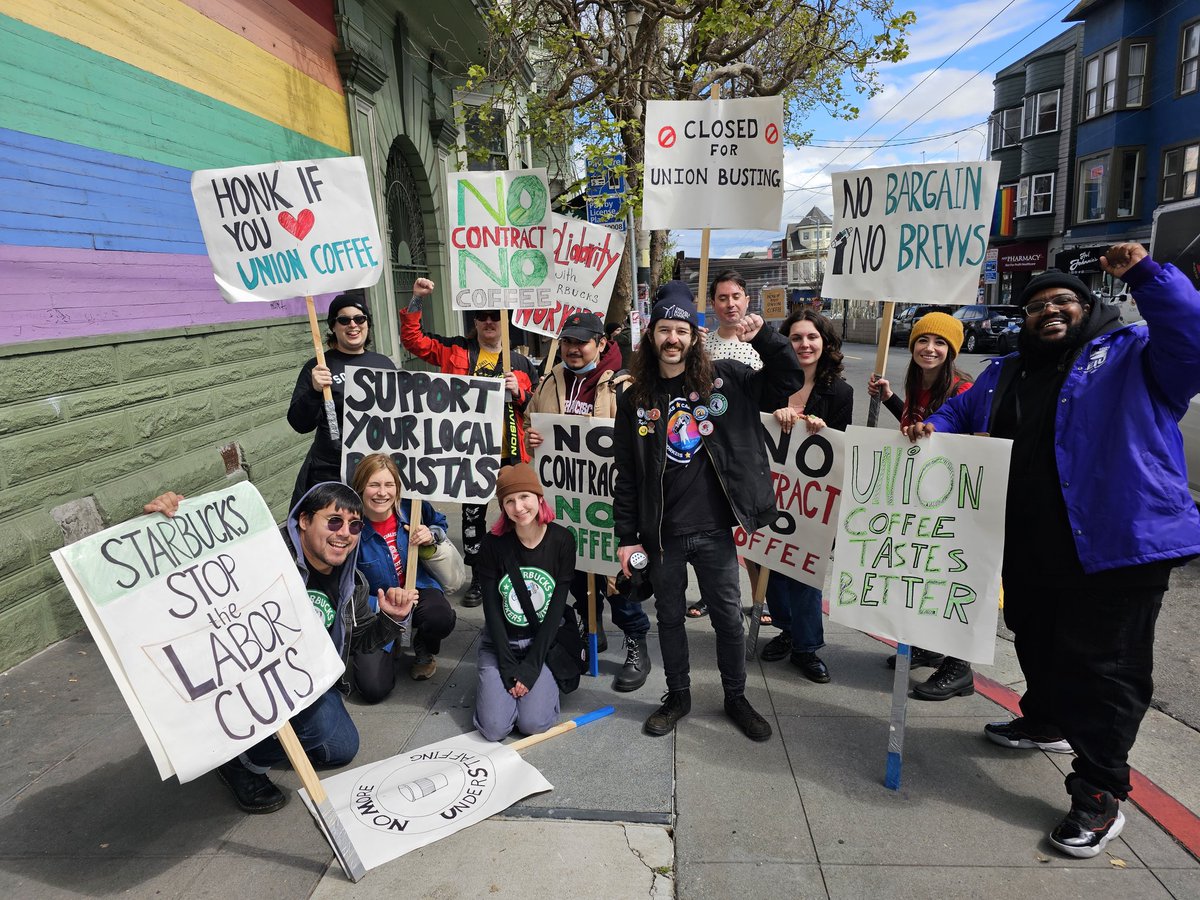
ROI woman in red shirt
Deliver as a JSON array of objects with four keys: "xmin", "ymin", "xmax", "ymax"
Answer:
[{"xmin": 867, "ymin": 312, "xmax": 975, "ymax": 701}]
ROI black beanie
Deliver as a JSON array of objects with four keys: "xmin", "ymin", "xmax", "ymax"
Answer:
[
  {"xmin": 327, "ymin": 291, "xmax": 370, "ymax": 326},
  {"xmin": 650, "ymin": 281, "xmax": 699, "ymax": 327},
  {"xmin": 1018, "ymin": 269, "xmax": 1094, "ymax": 309}
]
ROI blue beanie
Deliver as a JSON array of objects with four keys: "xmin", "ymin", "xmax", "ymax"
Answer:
[{"xmin": 651, "ymin": 281, "xmax": 698, "ymax": 327}]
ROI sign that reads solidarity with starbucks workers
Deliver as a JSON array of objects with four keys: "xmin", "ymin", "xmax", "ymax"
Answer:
[
  {"xmin": 511, "ymin": 214, "xmax": 625, "ymax": 339},
  {"xmin": 829, "ymin": 428, "xmax": 1011, "ymax": 664},
  {"xmin": 531, "ymin": 413, "xmax": 620, "ymax": 576},
  {"xmin": 447, "ymin": 169, "xmax": 555, "ymax": 311},
  {"xmin": 821, "ymin": 161, "xmax": 1001, "ymax": 306},
  {"xmin": 342, "ymin": 369, "xmax": 506, "ymax": 503},
  {"xmin": 191, "ymin": 157, "xmax": 383, "ymax": 303},
  {"xmin": 643, "ymin": 96, "xmax": 785, "ymax": 231},
  {"xmin": 50, "ymin": 482, "xmax": 346, "ymax": 783},
  {"xmin": 733, "ymin": 414, "xmax": 845, "ymax": 590}
]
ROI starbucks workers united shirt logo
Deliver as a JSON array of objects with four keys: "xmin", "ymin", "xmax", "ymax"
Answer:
[
  {"xmin": 308, "ymin": 589, "xmax": 336, "ymax": 629},
  {"xmin": 498, "ymin": 567, "xmax": 555, "ymax": 626}
]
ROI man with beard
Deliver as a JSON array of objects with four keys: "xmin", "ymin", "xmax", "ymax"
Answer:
[
  {"xmin": 905, "ymin": 243, "xmax": 1200, "ymax": 858},
  {"xmin": 613, "ymin": 282, "xmax": 802, "ymax": 741}
]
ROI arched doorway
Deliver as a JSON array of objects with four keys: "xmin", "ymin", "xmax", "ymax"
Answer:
[{"xmin": 384, "ymin": 142, "xmax": 428, "ymax": 296}]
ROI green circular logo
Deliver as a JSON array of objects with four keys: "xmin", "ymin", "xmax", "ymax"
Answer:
[
  {"xmin": 308, "ymin": 589, "xmax": 335, "ymax": 629},
  {"xmin": 498, "ymin": 567, "xmax": 555, "ymax": 626}
]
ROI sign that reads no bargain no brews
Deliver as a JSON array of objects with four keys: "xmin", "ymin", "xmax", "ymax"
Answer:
[{"xmin": 643, "ymin": 96, "xmax": 785, "ymax": 231}]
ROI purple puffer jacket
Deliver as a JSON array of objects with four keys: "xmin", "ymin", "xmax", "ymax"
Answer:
[{"xmin": 927, "ymin": 257, "xmax": 1200, "ymax": 574}]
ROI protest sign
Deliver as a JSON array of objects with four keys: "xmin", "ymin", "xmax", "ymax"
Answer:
[
  {"xmin": 828, "ymin": 427, "xmax": 1010, "ymax": 664},
  {"xmin": 342, "ymin": 368, "xmax": 505, "ymax": 504},
  {"xmin": 531, "ymin": 413, "xmax": 619, "ymax": 576},
  {"xmin": 50, "ymin": 482, "xmax": 345, "ymax": 783},
  {"xmin": 447, "ymin": 169, "xmax": 554, "ymax": 310},
  {"xmin": 821, "ymin": 161, "xmax": 1001, "ymax": 306},
  {"xmin": 643, "ymin": 96, "xmax": 785, "ymax": 231},
  {"xmin": 761, "ymin": 287, "xmax": 787, "ymax": 319},
  {"xmin": 733, "ymin": 414, "xmax": 844, "ymax": 590},
  {"xmin": 585, "ymin": 155, "xmax": 627, "ymax": 232},
  {"xmin": 191, "ymin": 157, "xmax": 383, "ymax": 303},
  {"xmin": 511, "ymin": 214, "xmax": 625, "ymax": 339}
]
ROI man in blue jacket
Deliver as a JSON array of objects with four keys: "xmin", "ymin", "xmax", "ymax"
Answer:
[{"xmin": 906, "ymin": 243, "xmax": 1200, "ymax": 858}]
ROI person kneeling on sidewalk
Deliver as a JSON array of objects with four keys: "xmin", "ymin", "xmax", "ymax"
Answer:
[{"xmin": 144, "ymin": 483, "xmax": 417, "ymax": 814}]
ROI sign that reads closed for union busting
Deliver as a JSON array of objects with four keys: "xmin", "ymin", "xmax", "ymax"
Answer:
[{"xmin": 643, "ymin": 96, "xmax": 785, "ymax": 231}]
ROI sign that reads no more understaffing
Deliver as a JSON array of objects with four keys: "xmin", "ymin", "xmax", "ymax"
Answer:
[{"xmin": 643, "ymin": 96, "xmax": 785, "ymax": 231}]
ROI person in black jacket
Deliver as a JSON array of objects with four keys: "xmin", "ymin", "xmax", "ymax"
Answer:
[
  {"xmin": 759, "ymin": 310, "xmax": 853, "ymax": 683},
  {"xmin": 613, "ymin": 282, "xmax": 802, "ymax": 741}
]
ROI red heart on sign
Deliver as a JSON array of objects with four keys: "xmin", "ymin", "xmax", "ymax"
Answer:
[{"xmin": 278, "ymin": 209, "xmax": 315, "ymax": 240}]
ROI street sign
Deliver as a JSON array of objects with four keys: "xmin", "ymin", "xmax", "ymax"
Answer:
[{"xmin": 586, "ymin": 155, "xmax": 627, "ymax": 232}]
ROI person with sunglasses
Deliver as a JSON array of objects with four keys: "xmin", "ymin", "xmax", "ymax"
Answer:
[
  {"xmin": 287, "ymin": 291, "xmax": 396, "ymax": 509},
  {"xmin": 142, "ymin": 482, "xmax": 418, "ymax": 815},
  {"xmin": 903, "ymin": 244, "xmax": 1200, "ymax": 859},
  {"xmin": 400, "ymin": 277, "xmax": 539, "ymax": 608}
]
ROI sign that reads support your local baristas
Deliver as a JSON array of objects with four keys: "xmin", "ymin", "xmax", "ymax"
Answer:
[{"xmin": 643, "ymin": 96, "xmax": 785, "ymax": 230}]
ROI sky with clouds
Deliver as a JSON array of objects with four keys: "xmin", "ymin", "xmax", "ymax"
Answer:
[{"xmin": 673, "ymin": 0, "xmax": 1077, "ymax": 258}]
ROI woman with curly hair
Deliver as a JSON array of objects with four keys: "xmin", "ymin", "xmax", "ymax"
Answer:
[{"xmin": 759, "ymin": 310, "xmax": 853, "ymax": 683}]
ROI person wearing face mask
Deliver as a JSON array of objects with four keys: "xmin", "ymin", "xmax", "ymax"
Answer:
[
  {"xmin": 525, "ymin": 311, "xmax": 652, "ymax": 692},
  {"xmin": 400, "ymin": 278, "xmax": 539, "ymax": 608},
  {"xmin": 287, "ymin": 292, "xmax": 396, "ymax": 509},
  {"xmin": 904, "ymin": 244, "xmax": 1200, "ymax": 859}
]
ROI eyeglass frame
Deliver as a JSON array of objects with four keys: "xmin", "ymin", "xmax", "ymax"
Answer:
[
  {"xmin": 313, "ymin": 512, "xmax": 365, "ymax": 535},
  {"xmin": 334, "ymin": 315, "xmax": 369, "ymax": 326},
  {"xmin": 1023, "ymin": 292, "xmax": 1085, "ymax": 316},
  {"xmin": 473, "ymin": 310, "xmax": 502, "ymax": 322}
]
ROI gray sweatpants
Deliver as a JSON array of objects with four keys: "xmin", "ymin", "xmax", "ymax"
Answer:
[{"xmin": 474, "ymin": 635, "xmax": 560, "ymax": 741}]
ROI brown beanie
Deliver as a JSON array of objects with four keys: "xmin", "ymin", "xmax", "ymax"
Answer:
[
  {"xmin": 908, "ymin": 312, "xmax": 964, "ymax": 355},
  {"xmin": 495, "ymin": 463, "xmax": 543, "ymax": 502}
]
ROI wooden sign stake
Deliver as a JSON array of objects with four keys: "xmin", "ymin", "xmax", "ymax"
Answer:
[
  {"xmin": 586, "ymin": 572, "xmax": 600, "ymax": 676},
  {"xmin": 867, "ymin": 301, "xmax": 896, "ymax": 427},
  {"xmin": 744, "ymin": 561, "xmax": 771, "ymax": 660},
  {"xmin": 695, "ymin": 82, "xmax": 720, "ymax": 319},
  {"xmin": 305, "ymin": 295, "xmax": 340, "ymax": 442}
]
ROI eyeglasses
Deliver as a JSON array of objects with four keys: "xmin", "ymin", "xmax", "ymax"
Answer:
[
  {"xmin": 1023, "ymin": 293, "xmax": 1080, "ymax": 316},
  {"xmin": 317, "ymin": 513, "xmax": 364, "ymax": 535},
  {"xmin": 335, "ymin": 315, "xmax": 369, "ymax": 326},
  {"xmin": 474, "ymin": 311, "xmax": 501, "ymax": 322}
]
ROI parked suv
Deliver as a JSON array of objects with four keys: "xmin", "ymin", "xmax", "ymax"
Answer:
[
  {"xmin": 890, "ymin": 304, "xmax": 953, "ymax": 346},
  {"xmin": 952, "ymin": 304, "xmax": 1024, "ymax": 353}
]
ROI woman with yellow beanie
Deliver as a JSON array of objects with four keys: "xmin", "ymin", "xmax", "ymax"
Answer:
[{"xmin": 867, "ymin": 311, "xmax": 976, "ymax": 700}]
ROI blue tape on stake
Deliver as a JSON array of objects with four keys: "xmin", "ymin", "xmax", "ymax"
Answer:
[
  {"xmin": 885, "ymin": 752, "xmax": 902, "ymax": 790},
  {"xmin": 885, "ymin": 643, "xmax": 912, "ymax": 791},
  {"xmin": 589, "ymin": 633, "xmax": 600, "ymax": 677},
  {"xmin": 572, "ymin": 706, "xmax": 615, "ymax": 727}
]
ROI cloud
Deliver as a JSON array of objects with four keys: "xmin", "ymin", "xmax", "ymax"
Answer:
[
  {"xmin": 861, "ymin": 67, "xmax": 995, "ymax": 127},
  {"xmin": 895, "ymin": 0, "xmax": 1061, "ymax": 68}
]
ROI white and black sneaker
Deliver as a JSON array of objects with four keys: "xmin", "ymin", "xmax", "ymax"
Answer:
[
  {"xmin": 1049, "ymin": 779, "xmax": 1125, "ymax": 858},
  {"xmin": 984, "ymin": 717, "xmax": 1073, "ymax": 754}
]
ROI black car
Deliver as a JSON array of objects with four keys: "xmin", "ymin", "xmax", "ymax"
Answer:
[
  {"xmin": 890, "ymin": 304, "xmax": 953, "ymax": 346},
  {"xmin": 952, "ymin": 304, "xmax": 1024, "ymax": 353}
]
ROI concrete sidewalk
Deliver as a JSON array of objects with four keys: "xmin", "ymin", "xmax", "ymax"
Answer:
[{"xmin": 2, "ymin": 562, "xmax": 1199, "ymax": 898}]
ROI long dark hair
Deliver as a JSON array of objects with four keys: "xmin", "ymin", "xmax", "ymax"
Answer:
[
  {"xmin": 903, "ymin": 339, "xmax": 972, "ymax": 414},
  {"xmin": 780, "ymin": 310, "xmax": 844, "ymax": 389},
  {"xmin": 627, "ymin": 321, "xmax": 715, "ymax": 410}
]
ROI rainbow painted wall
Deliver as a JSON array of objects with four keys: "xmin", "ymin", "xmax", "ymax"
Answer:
[{"xmin": 0, "ymin": 0, "xmax": 351, "ymax": 344}]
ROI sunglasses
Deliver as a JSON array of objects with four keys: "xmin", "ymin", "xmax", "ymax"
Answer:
[
  {"xmin": 474, "ymin": 311, "xmax": 502, "ymax": 322},
  {"xmin": 335, "ymin": 315, "xmax": 369, "ymax": 326},
  {"xmin": 316, "ymin": 513, "xmax": 364, "ymax": 535}
]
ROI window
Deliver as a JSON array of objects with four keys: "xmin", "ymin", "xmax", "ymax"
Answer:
[
  {"xmin": 1101, "ymin": 48, "xmax": 1119, "ymax": 113},
  {"xmin": 991, "ymin": 107, "xmax": 1022, "ymax": 150},
  {"xmin": 1017, "ymin": 173, "xmax": 1054, "ymax": 217},
  {"xmin": 1077, "ymin": 155, "xmax": 1108, "ymax": 222},
  {"xmin": 1183, "ymin": 21, "xmax": 1200, "ymax": 95},
  {"xmin": 1084, "ymin": 55, "xmax": 1100, "ymax": 118},
  {"xmin": 464, "ymin": 106, "xmax": 508, "ymax": 171},
  {"xmin": 1162, "ymin": 142, "xmax": 1200, "ymax": 201},
  {"xmin": 1126, "ymin": 43, "xmax": 1147, "ymax": 106},
  {"xmin": 1022, "ymin": 90, "xmax": 1060, "ymax": 137},
  {"xmin": 1116, "ymin": 150, "xmax": 1141, "ymax": 217}
]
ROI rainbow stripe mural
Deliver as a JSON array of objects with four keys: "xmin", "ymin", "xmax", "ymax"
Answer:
[{"xmin": 0, "ymin": 0, "xmax": 351, "ymax": 344}]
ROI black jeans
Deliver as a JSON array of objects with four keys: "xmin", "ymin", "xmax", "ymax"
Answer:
[{"xmin": 1003, "ymin": 581, "xmax": 1163, "ymax": 799}]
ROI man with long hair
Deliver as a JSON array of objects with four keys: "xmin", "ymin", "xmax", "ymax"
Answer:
[{"xmin": 613, "ymin": 281, "xmax": 802, "ymax": 741}]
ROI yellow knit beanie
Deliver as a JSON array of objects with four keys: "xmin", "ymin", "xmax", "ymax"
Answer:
[{"xmin": 908, "ymin": 312, "xmax": 963, "ymax": 355}]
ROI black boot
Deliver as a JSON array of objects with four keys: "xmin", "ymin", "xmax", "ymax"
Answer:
[
  {"xmin": 724, "ymin": 693, "xmax": 772, "ymax": 742},
  {"xmin": 462, "ymin": 574, "xmax": 482, "ymax": 608},
  {"xmin": 644, "ymin": 689, "xmax": 691, "ymax": 736},
  {"xmin": 614, "ymin": 636, "xmax": 651, "ymax": 692},
  {"xmin": 578, "ymin": 615, "xmax": 608, "ymax": 653},
  {"xmin": 911, "ymin": 656, "xmax": 974, "ymax": 700},
  {"xmin": 216, "ymin": 759, "xmax": 287, "ymax": 814},
  {"xmin": 886, "ymin": 646, "xmax": 946, "ymax": 669},
  {"xmin": 1049, "ymin": 777, "xmax": 1125, "ymax": 858}
]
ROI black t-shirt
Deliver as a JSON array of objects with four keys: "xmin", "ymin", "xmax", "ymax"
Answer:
[
  {"xmin": 659, "ymin": 375, "xmax": 735, "ymax": 536},
  {"xmin": 305, "ymin": 565, "xmax": 343, "ymax": 633}
]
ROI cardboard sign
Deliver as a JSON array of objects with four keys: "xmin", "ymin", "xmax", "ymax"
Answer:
[
  {"xmin": 733, "ymin": 415, "xmax": 844, "ymax": 589},
  {"xmin": 342, "ymin": 368, "xmax": 505, "ymax": 503},
  {"xmin": 821, "ymin": 161, "xmax": 1001, "ymax": 305},
  {"xmin": 762, "ymin": 287, "xmax": 787, "ymax": 319},
  {"xmin": 299, "ymin": 732, "xmax": 551, "ymax": 871},
  {"xmin": 828, "ymin": 428, "xmax": 1010, "ymax": 664},
  {"xmin": 50, "ymin": 482, "xmax": 346, "ymax": 783},
  {"xmin": 191, "ymin": 157, "xmax": 383, "ymax": 303},
  {"xmin": 531, "ymin": 413, "xmax": 619, "ymax": 576},
  {"xmin": 447, "ymin": 169, "xmax": 555, "ymax": 310},
  {"xmin": 511, "ymin": 214, "xmax": 625, "ymax": 339},
  {"xmin": 643, "ymin": 96, "xmax": 785, "ymax": 230}
]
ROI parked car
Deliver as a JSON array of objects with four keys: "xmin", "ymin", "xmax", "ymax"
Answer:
[
  {"xmin": 1183, "ymin": 396, "xmax": 1200, "ymax": 504},
  {"xmin": 952, "ymin": 304, "xmax": 1024, "ymax": 353},
  {"xmin": 890, "ymin": 304, "xmax": 953, "ymax": 346}
]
